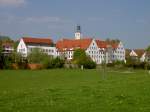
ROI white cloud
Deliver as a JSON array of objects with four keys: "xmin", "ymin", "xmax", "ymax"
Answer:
[
  {"xmin": 0, "ymin": 0, "xmax": 26, "ymax": 7},
  {"xmin": 0, "ymin": 14, "xmax": 73, "ymax": 25},
  {"xmin": 25, "ymin": 16, "xmax": 62, "ymax": 23}
]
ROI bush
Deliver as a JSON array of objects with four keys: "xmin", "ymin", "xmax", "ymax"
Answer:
[
  {"xmin": 52, "ymin": 57, "xmax": 65, "ymax": 68},
  {"xmin": 107, "ymin": 63, "xmax": 115, "ymax": 67},
  {"xmin": 83, "ymin": 59, "xmax": 96, "ymax": 69},
  {"xmin": 73, "ymin": 49, "xmax": 96, "ymax": 69},
  {"xmin": 78, "ymin": 57, "xmax": 96, "ymax": 69},
  {"xmin": 44, "ymin": 57, "xmax": 65, "ymax": 69},
  {"xmin": 17, "ymin": 60, "xmax": 28, "ymax": 69},
  {"xmin": 3, "ymin": 56, "xmax": 12, "ymax": 69}
]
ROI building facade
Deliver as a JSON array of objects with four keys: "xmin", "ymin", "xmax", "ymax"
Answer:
[
  {"xmin": 17, "ymin": 26, "xmax": 126, "ymax": 64},
  {"xmin": 55, "ymin": 26, "xmax": 126, "ymax": 64},
  {"xmin": 2, "ymin": 42, "xmax": 14, "ymax": 56},
  {"xmin": 56, "ymin": 38, "xmax": 125, "ymax": 64},
  {"xmin": 17, "ymin": 37, "xmax": 58, "ymax": 57}
]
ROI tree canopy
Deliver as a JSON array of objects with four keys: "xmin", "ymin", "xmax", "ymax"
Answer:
[
  {"xmin": 27, "ymin": 48, "xmax": 50, "ymax": 64},
  {"xmin": 105, "ymin": 38, "xmax": 120, "ymax": 44},
  {"xmin": 73, "ymin": 49, "xmax": 96, "ymax": 69},
  {"xmin": 146, "ymin": 45, "xmax": 150, "ymax": 52},
  {"xmin": 73, "ymin": 49, "xmax": 86, "ymax": 64}
]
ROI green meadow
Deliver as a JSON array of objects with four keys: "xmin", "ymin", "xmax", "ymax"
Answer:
[{"xmin": 0, "ymin": 69, "xmax": 150, "ymax": 112}]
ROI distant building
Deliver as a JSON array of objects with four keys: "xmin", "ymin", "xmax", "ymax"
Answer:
[
  {"xmin": 125, "ymin": 49, "xmax": 150, "ymax": 63},
  {"xmin": 17, "ymin": 37, "xmax": 58, "ymax": 57},
  {"xmin": 17, "ymin": 26, "xmax": 126, "ymax": 64},
  {"xmin": 2, "ymin": 42, "xmax": 14, "ymax": 56},
  {"xmin": 56, "ymin": 26, "xmax": 125, "ymax": 64},
  {"xmin": 145, "ymin": 52, "xmax": 150, "ymax": 63}
]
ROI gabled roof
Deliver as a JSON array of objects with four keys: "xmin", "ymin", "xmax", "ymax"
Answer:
[
  {"xmin": 95, "ymin": 40, "xmax": 107, "ymax": 48},
  {"xmin": 130, "ymin": 50, "xmax": 138, "ymax": 57},
  {"xmin": 56, "ymin": 38, "xmax": 92, "ymax": 51},
  {"xmin": 111, "ymin": 43, "xmax": 119, "ymax": 49},
  {"xmin": 134, "ymin": 49, "xmax": 145, "ymax": 57},
  {"xmin": 95, "ymin": 40, "xmax": 119, "ymax": 49},
  {"xmin": 22, "ymin": 37, "xmax": 52, "ymax": 45},
  {"xmin": 126, "ymin": 49, "xmax": 145, "ymax": 58},
  {"xmin": 125, "ymin": 49, "xmax": 132, "ymax": 57}
]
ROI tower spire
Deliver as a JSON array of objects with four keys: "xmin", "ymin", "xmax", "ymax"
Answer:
[{"xmin": 75, "ymin": 25, "xmax": 82, "ymax": 40}]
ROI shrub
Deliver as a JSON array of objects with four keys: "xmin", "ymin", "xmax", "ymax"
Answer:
[
  {"xmin": 83, "ymin": 59, "xmax": 96, "ymax": 69},
  {"xmin": 52, "ymin": 57, "xmax": 65, "ymax": 68},
  {"xmin": 73, "ymin": 49, "xmax": 96, "ymax": 69}
]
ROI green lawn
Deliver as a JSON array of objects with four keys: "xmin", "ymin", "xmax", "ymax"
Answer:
[{"xmin": 0, "ymin": 69, "xmax": 150, "ymax": 112}]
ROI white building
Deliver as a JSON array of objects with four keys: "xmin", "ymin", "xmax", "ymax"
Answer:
[
  {"xmin": 56, "ymin": 38, "xmax": 125, "ymax": 64},
  {"xmin": 2, "ymin": 42, "xmax": 14, "ymax": 56},
  {"xmin": 112, "ymin": 41, "xmax": 125, "ymax": 61},
  {"xmin": 126, "ymin": 49, "xmax": 150, "ymax": 63},
  {"xmin": 56, "ymin": 26, "xmax": 125, "ymax": 64},
  {"xmin": 17, "ymin": 37, "xmax": 58, "ymax": 57}
]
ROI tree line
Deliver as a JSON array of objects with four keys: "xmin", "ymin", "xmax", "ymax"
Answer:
[{"xmin": 0, "ymin": 35, "xmax": 150, "ymax": 70}]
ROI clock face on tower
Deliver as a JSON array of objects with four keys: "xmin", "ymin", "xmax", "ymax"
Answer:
[
  {"xmin": 75, "ymin": 32, "xmax": 81, "ymax": 40},
  {"xmin": 75, "ymin": 25, "xmax": 82, "ymax": 40}
]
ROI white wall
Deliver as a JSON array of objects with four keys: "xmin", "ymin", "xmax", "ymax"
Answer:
[
  {"xmin": 86, "ymin": 39, "xmax": 102, "ymax": 64},
  {"xmin": 17, "ymin": 38, "xmax": 58, "ymax": 58},
  {"xmin": 57, "ymin": 40, "xmax": 126, "ymax": 64},
  {"xmin": 27, "ymin": 45, "xmax": 58, "ymax": 57},
  {"xmin": 17, "ymin": 38, "xmax": 27, "ymax": 57},
  {"xmin": 140, "ymin": 52, "xmax": 146, "ymax": 62},
  {"xmin": 113, "ymin": 42, "xmax": 125, "ymax": 61}
]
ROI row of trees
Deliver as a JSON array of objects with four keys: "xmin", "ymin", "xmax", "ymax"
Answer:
[
  {"xmin": 26, "ymin": 48, "xmax": 96, "ymax": 69},
  {"xmin": 1, "ymin": 35, "xmax": 150, "ymax": 70},
  {"xmin": 0, "ymin": 46, "xmax": 96, "ymax": 69}
]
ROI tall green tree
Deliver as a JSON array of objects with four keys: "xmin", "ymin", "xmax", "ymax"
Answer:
[
  {"xmin": 0, "ymin": 35, "xmax": 15, "ymax": 69},
  {"xmin": 146, "ymin": 45, "xmax": 150, "ymax": 52},
  {"xmin": 105, "ymin": 38, "xmax": 120, "ymax": 44},
  {"xmin": 73, "ymin": 49, "xmax": 96, "ymax": 69},
  {"xmin": 27, "ymin": 48, "xmax": 50, "ymax": 64},
  {"xmin": 73, "ymin": 49, "xmax": 86, "ymax": 64},
  {"xmin": 0, "ymin": 35, "xmax": 13, "ymax": 42},
  {"xmin": 0, "ymin": 40, "xmax": 3, "ymax": 69}
]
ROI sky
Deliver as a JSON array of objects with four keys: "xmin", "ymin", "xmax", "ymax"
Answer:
[{"xmin": 0, "ymin": 0, "xmax": 150, "ymax": 49}]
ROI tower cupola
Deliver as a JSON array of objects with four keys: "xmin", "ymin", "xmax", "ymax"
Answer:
[{"xmin": 75, "ymin": 25, "xmax": 82, "ymax": 40}]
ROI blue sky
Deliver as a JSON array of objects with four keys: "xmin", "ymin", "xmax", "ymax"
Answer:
[{"xmin": 0, "ymin": 0, "xmax": 150, "ymax": 49}]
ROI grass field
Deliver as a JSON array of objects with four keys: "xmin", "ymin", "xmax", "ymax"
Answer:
[{"xmin": 0, "ymin": 69, "xmax": 150, "ymax": 112}]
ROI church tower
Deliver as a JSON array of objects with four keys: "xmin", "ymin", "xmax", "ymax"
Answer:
[{"xmin": 75, "ymin": 25, "xmax": 82, "ymax": 40}]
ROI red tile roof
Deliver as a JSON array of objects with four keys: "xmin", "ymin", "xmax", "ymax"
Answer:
[
  {"xmin": 96, "ymin": 40, "xmax": 119, "ymax": 49},
  {"xmin": 95, "ymin": 40, "xmax": 107, "ymax": 48},
  {"xmin": 22, "ymin": 37, "xmax": 52, "ymax": 45},
  {"xmin": 125, "ymin": 49, "xmax": 145, "ymax": 58},
  {"xmin": 56, "ymin": 38, "xmax": 92, "ymax": 51},
  {"xmin": 134, "ymin": 49, "xmax": 145, "ymax": 57},
  {"xmin": 111, "ymin": 43, "xmax": 119, "ymax": 49}
]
